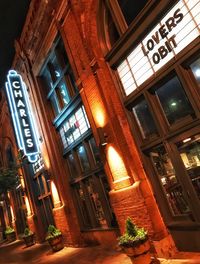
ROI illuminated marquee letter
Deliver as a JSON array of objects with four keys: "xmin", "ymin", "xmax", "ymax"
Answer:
[{"xmin": 5, "ymin": 70, "xmax": 39, "ymax": 163}]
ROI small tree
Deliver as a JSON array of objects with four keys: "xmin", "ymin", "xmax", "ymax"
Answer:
[
  {"xmin": 118, "ymin": 217, "xmax": 148, "ymax": 248},
  {"xmin": 0, "ymin": 165, "xmax": 19, "ymax": 196},
  {"xmin": 125, "ymin": 217, "xmax": 137, "ymax": 237}
]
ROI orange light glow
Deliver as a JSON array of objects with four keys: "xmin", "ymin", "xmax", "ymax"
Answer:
[
  {"xmin": 107, "ymin": 146, "xmax": 128, "ymax": 182},
  {"xmin": 10, "ymin": 205, "xmax": 15, "ymax": 221},
  {"xmin": 94, "ymin": 108, "xmax": 106, "ymax": 127},
  {"xmin": 25, "ymin": 196, "xmax": 32, "ymax": 216},
  {"xmin": 20, "ymin": 176, "xmax": 25, "ymax": 189},
  {"xmin": 43, "ymin": 153, "xmax": 50, "ymax": 169},
  {"xmin": 51, "ymin": 181, "xmax": 61, "ymax": 208}
]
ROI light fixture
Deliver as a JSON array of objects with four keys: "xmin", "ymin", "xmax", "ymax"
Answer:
[
  {"xmin": 97, "ymin": 127, "xmax": 108, "ymax": 146},
  {"xmin": 183, "ymin": 138, "xmax": 191, "ymax": 143}
]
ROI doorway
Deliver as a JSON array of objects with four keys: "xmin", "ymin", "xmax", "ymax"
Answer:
[{"xmin": 147, "ymin": 128, "xmax": 200, "ymax": 251}]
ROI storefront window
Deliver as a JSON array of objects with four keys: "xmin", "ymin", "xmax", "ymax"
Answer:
[
  {"xmin": 177, "ymin": 134, "xmax": 200, "ymax": 200},
  {"xmin": 89, "ymin": 137, "xmax": 102, "ymax": 164},
  {"xmin": 132, "ymin": 97, "xmax": 158, "ymax": 139},
  {"xmin": 77, "ymin": 145, "xmax": 90, "ymax": 171},
  {"xmin": 67, "ymin": 153, "xmax": 80, "ymax": 179},
  {"xmin": 155, "ymin": 76, "xmax": 194, "ymax": 125},
  {"xmin": 74, "ymin": 183, "xmax": 92, "ymax": 229},
  {"xmin": 86, "ymin": 178, "xmax": 107, "ymax": 228},
  {"xmin": 150, "ymin": 145, "xmax": 191, "ymax": 215}
]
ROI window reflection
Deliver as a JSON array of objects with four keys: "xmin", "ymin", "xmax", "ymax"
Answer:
[
  {"xmin": 177, "ymin": 134, "xmax": 200, "ymax": 199},
  {"xmin": 86, "ymin": 178, "xmax": 107, "ymax": 228},
  {"xmin": 49, "ymin": 56, "xmax": 62, "ymax": 83},
  {"xmin": 67, "ymin": 153, "xmax": 79, "ymax": 178},
  {"xmin": 155, "ymin": 76, "xmax": 194, "ymax": 125},
  {"xmin": 77, "ymin": 145, "xmax": 90, "ymax": 171},
  {"xmin": 89, "ymin": 137, "xmax": 101, "ymax": 164},
  {"xmin": 190, "ymin": 57, "xmax": 200, "ymax": 86},
  {"xmin": 132, "ymin": 97, "xmax": 158, "ymax": 139},
  {"xmin": 55, "ymin": 81, "xmax": 70, "ymax": 109},
  {"xmin": 150, "ymin": 145, "xmax": 191, "ymax": 215}
]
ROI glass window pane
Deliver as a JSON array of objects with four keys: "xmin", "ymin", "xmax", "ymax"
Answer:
[
  {"xmin": 49, "ymin": 55, "xmax": 62, "ymax": 83},
  {"xmin": 39, "ymin": 176, "xmax": 45, "ymax": 195},
  {"xmin": 60, "ymin": 106, "xmax": 90, "ymax": 148},
  {"xmin": 190, "ymin": 57, "xmax": 200, "ymax": 87},
  {"xmin": 117, "ymin": 0, "xmax": 148, "ymax": 26},
  {"xmin": 74, "ymin": 183, "xmax": 92, "ymax": 228},
  {"xmin": 55, "ymin": 80, "xmax": 70, "ymax": 110},
  {"xmin": 89, "ymin": 137, "xmax": 101, "ymax": 164},
  {"xmin": 43, "ymin": 68, "xmax": 53, "ymax": 90},
  {"xmin": 85, "ymin": 178, "xmax": 107, "ymax": 228},
  {"xmin": 50, "ymin": 93, "xmax": 60, "ymax": 115},
  {"xmin": 155, "ymin": 76, "xmax": 194, "ymax": 125},
  {"xmin": 67, "ymin": 153, "xmax": 79, "ymax": 178},
  {"xmin": 55, "ymin": 41, "xmax": 69, "ymax": 69},
  {"xmin": 132, "ymin": 97, "xmax": 158, "ymax": 139},
  {"xmin": 150, "ymin": 145, "xmax": 192, "ymax": 216},
  {"xmin": 177, "ymin": 134, "xmax": 200, "ymax": 200},
  {"xmin": 77, "ymin": 145, "xmax": 90, "ymax": 171}
]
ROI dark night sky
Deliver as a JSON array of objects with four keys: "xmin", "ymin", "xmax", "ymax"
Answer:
[{"xmin": 0, "ymin": 0, "xmax": 30, "ymax": 88}]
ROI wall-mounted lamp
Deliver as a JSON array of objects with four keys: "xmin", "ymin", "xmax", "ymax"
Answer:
[{"xmin": 97, "ymin": 127, "xmax": 108, "ymax": 146}]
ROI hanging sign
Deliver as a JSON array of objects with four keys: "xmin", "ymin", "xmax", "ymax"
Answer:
[
  {"xmin": 6, "ymin": 70, "xmax": 39, "ymax": 163},
  {"xmin": 118, "ymin": 0, "xmax": 200, "ymax": 95}
]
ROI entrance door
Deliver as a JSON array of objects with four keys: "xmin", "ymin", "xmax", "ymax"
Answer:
[{"xmin": 147, "ymin": 129, "xmax": 200, "ymax": 251}]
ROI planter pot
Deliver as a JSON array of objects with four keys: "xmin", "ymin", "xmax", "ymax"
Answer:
[
  {"xmin": 123, "ymin": 240, "xmax": 151, "ymax": 264},
  {"xmin": 6, "ymin": 232, "xmax": 16, "ymax": 243},
  {"xmin": 47, "ymin": 235, "xmax": 64, "ymax": 252},
  {"xmin": 23, "ymin": 234, "xmax": 35, "ymax": 247}
]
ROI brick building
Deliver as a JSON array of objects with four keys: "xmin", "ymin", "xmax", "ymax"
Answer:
[{"xmin": 5, "ymin": 0, "xmax": 200, "ymax": 256}]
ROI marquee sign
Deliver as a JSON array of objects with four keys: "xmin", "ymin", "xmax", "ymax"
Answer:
[
  {"xmin": 6, "ymin": 70, "xmax": 39, "ymax": 163},
  {"xmin": 118, "ymin": 0, "xmax": 200, "ymax": 96}
]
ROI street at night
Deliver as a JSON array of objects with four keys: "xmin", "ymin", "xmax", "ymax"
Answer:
[{"xmin": 0, "ymin": 0, "xmax": 200, "ymax": 263}]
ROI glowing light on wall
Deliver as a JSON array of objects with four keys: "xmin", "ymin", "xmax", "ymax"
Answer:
[
  {"xmin": 94, "ymin": 108, "xmax": 105, "ymax": 127},
  {"xmin": 20, "ymin": 175, "xmax": 25, "ymax": 189},
  {"xmin": 25, "ymin": 196, "xmax": 32, "ymax": 216},
  {"xmin": 51, "ymin": 181, "xmax": 61, "ymax": 208},
  {"xmin": 10, "ymin": 205, "xmax": 15, "ymax": 221},
  {"xmin": 5, "ymin": 70, "xmax": 39, "ymax": 163},
  {"xmin": 107, "ymin": 145, "xmax": 129, "ymax": 182}
]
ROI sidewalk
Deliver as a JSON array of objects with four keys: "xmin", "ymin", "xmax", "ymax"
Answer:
[{"xmin": 0, "ymin": 240, "xmax": 200, "ymax": 264}]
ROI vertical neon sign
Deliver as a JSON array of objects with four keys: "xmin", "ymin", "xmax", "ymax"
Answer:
[{"xmin": 6, "ymin": 70, "xmax": 39, "ymax": 163}]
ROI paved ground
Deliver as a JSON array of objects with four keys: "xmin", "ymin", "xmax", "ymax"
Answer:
[{"xmin": 0, "ymin": 240, "xmax": 200, "ymax": 264}]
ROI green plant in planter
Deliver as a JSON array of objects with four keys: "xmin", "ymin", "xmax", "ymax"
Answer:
[
  {"xmin": 23, "ymin": 227, "xmax": 35, "ymax": 247},
  {"xmin": 5, "ymin": 226, "xmax": 16, "ymax": 242},
  {"xmin": 118, "ymin": 218, "xmax": 151, "ymax": 264},
  {"xmin": 23, "ymin": 227, "xmax": 33, "ymax": 237},
  {"xmin": 118, "ymin": 217, "xmax": 148, "ymax": 248},
  {"xmin": 5, "ymin": 226, "xmax": 15, "ymax": 235},
  {"xmin": 45, "ymin": 225, "xmax": 63, "ymax": 252},
  {"xmin": 45, "ymin": 225, "xmax": 62, "ymax": 240}
]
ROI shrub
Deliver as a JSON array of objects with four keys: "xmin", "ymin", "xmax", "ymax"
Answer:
[
  {"xmin": 23, "ymin": 227, "xmax": 33, "ymax": 237},
  {"xmin": 45, "ymin": 225, "xmax": 62, "ymax": 240},
  {"xmin": 5, "ymin": 226, "xmax": 15, "ymax": 235},
  {"xmin": 118, "ymin": 217, "xmax": 148, "ymax": 248}
]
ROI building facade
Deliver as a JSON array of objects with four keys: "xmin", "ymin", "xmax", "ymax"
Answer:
[{"xmin": 6, "ymin": 0, "xmax": 200, "ymax": 255}]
